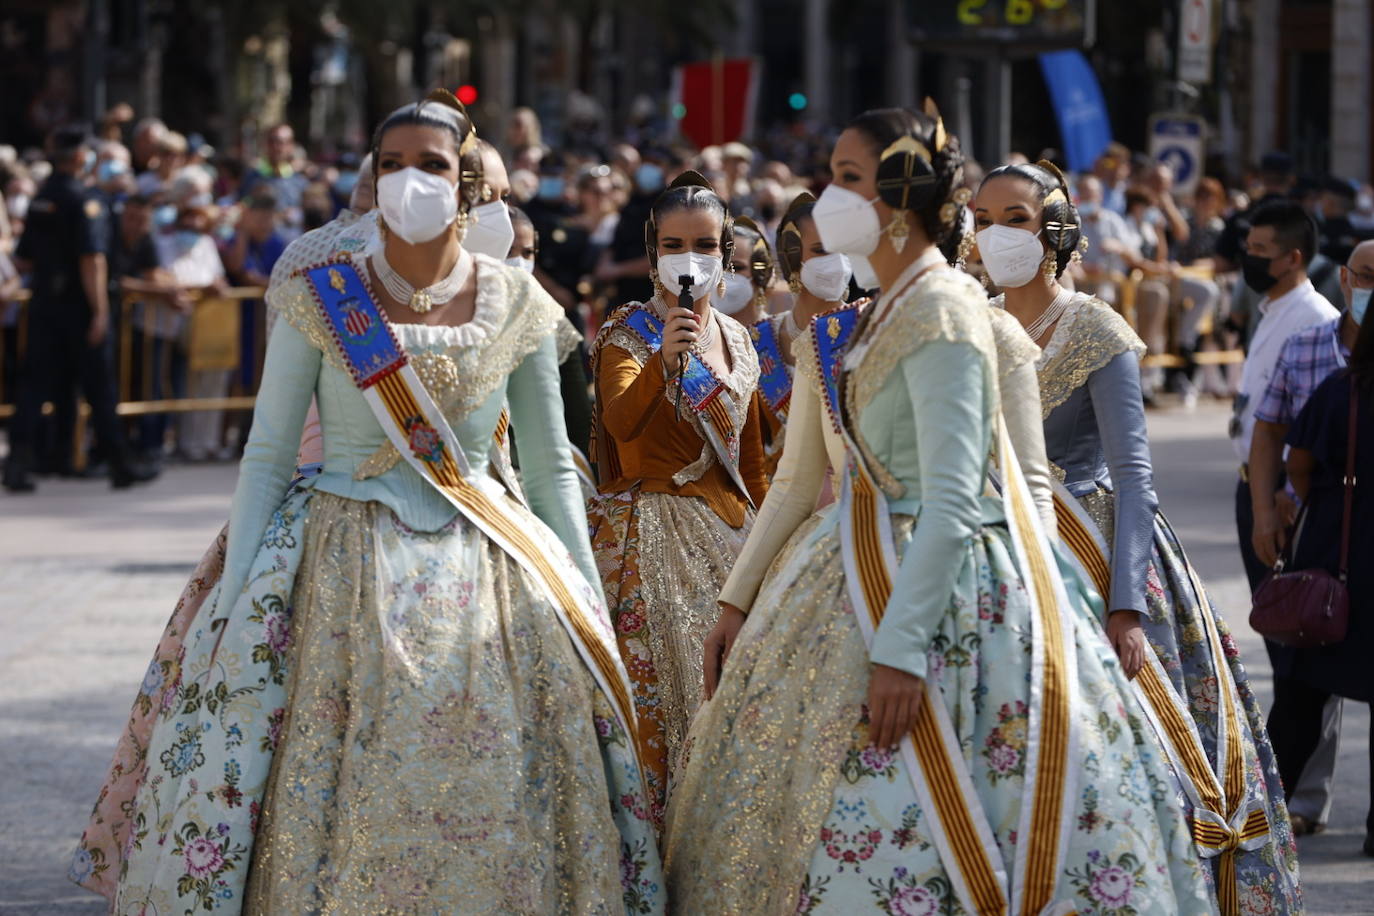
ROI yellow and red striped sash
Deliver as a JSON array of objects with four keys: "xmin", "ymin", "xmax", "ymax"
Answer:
[
  {"xmin": 838, "ymin": 416, "xmax": 1081, "ymax": 916},
  {"xmin": 303, "ymin": 261, "xmax": 641, "ymax": 762},
  {"xmin": 1051, "ymin": 482, "xmax": 1267, "ymax": 916}
]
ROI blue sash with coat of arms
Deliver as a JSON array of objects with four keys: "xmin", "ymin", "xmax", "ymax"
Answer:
[
  {"xmin": 811, "ymin": 302, "xmax": 862, "ymax": 435},
  {"xmin": 750, "ymin": 315, "xmax": 792, "ymax": 421},
  {"xmin": 300, "ymin": 260, "xmax": 643, "ymax": 760},
  {"xmin": 617, "ymin": 304, "xmax": 754, "ymax": 508}
]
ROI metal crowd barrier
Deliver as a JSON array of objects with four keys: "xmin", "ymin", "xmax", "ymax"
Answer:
[{"xmin": 0, "ymin": 286, "xmax": 267, "ymax": 469}]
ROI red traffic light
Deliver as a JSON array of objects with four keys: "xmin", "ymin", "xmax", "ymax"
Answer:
[{"xmin": 455, "ymin": 84, "xmax": 479, "ymax": 106}]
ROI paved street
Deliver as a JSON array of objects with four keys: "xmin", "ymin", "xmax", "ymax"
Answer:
[{"xmin": 0, "ymin": 403, "xmax": 1369, "ymax": 913}]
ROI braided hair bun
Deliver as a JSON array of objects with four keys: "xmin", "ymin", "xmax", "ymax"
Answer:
[
  {"xmin": 846, "ymin": 102, "xmax": 966, "ymax": 248},
  {"xmin": 776, "ymin": 192, "xmax": 817, "ymax": 283}
]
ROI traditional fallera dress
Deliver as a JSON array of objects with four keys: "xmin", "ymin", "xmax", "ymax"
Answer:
[
  {"xmin": 1022, "ymin": 292, "xmax": 1302, "ymax": 915},
  {"xmin": 665, "ymin": 252, "xmax": 1210, "ymax": 915},
  {"xmin": 588, "ymin": 298, "xmax": 769, "ymax": 827},
  {"xmin": 95, "ymin": 219, "xmax": 664, "ymax": 915}
]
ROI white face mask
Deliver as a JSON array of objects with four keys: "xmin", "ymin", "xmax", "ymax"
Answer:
[
  {"xmin": 713, "ymin": 272, "xmax": 754, "ymax": 314},
  {"xmin": 799, "ymin": 252, "xmax": 853, "ymax": 301},
  {"xmin": 504, "ymin": 256, "xmax": 535, "ymax": 274},
  {"xmin": 812, "ymin": 184, "xmax": 881, "ymax": 257},
  {"xmin": 976, "ymin": 224, "xmax": 1046, "ymax": 289},
  {"xmin": 851, "ymin": 255, "xmax": 879, "ymax": 291},
  {"xmin": 463, "ymin": 200, "xmax": 516, "ymax": 259},
  {"xmin": 376, "ymin": 167, "xmax": 459, "ymax": 245},
  {"xmin": 657, "ymin": 251, "xmax": 724, "ymax": 303}
]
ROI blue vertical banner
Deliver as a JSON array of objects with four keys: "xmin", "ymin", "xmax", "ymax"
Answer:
[{"xmin": 1038, "ymin": 50, "xmax": 1114, "ymax": 173}]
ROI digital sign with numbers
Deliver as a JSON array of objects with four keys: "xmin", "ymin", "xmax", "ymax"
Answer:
[{"xmin": 908, "ymin": 0, "xmax": 1094, "ymax": 47}]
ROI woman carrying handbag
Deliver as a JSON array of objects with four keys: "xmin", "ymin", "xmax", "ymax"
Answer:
[{"xmin": 1268, "ymin": 291, "xmax": 1374, "ymax": 857}]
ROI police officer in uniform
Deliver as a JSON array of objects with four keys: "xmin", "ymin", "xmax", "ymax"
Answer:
[{"xmin": 3, "ymin": 126, "xmax": 156, "ymax": 492}]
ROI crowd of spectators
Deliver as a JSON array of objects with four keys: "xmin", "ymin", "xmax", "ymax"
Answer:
[{"xmin": 2, "ymin": 100, "xmax": 1373, "ymax": 475}]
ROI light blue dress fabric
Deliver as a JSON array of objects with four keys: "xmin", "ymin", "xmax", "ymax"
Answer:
[{"xmin": 664, "ymin": 265, "xmax": 1209, "ymax": 915}]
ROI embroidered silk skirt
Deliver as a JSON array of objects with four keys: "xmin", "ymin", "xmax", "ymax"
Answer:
[
  {"xmin": 663, "ymin": 505, "xmax": 1211, "ymax": 915},
  {"xmin": 587, "ymin": 487, "xmax": 751, "ymax": 829},
  {"xmin": 1064, "ymin": 485, "xmax": 1302, "ymax": 914},
  {"xmin": 105, "ymin": 488, "xmax": 663, "ymax": 916}
]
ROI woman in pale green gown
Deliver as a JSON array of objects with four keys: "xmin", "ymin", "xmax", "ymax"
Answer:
[
  {"xmin": 98, "ymin": 93, "xmax": 663, "ymax": 915},
  {"xmin": 664, "ymin": 107, "xmax": 1208, "ymax": 915}
]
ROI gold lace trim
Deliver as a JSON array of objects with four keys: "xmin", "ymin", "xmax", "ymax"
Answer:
[
  {"xmin": 987, "ymin": 306, "xmax": 1042, "ymax": 385},
  {"xmin": 555, "ymin": 315, "xmax": 582, "ymax": 364},
  {"xmin": 269, "ymin": 254, "xmax": 560, "ymax": 480},
  {"xmin": 843, "ymin": 268, "xmax": 997, "ymax": 499},
  {"xmin": 1035, "ymin": 296, "xmax": 1145, "ymax": 419}
]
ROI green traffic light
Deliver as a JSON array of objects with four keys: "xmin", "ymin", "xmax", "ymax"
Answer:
[
  {"xmin": 672, "ymin": 103, "xmax": 687, "ymax": 120},
  {"xmin": 788, "ymin": 93, "xmax": 807, "ymax": 111}
]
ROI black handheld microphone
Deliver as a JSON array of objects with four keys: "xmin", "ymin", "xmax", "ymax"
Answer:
[{"xmin": 674, "ymin": 274, "xmax": 694, "ymax": 420}]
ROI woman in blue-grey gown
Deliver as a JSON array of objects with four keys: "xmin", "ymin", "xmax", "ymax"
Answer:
[{"xmin": 973, "ymin": 160, "xmax": 1301, "ymax": 914}]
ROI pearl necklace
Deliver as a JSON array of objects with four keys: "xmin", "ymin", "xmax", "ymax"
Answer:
[
  {"xmin": 372, "ymin": 246, "xmax": 470, "ymax": 314},
  {"xmin": 653, "ymin": 297, "xmax": 717, "ymax": 352},
  {"xmin": 1023, "ymin": 288, "xmax": 1075, "ymax": 342}
]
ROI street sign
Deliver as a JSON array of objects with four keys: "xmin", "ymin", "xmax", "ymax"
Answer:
[
  {"xmin": 909, "ymin": 0, "xmax": 1095, "ymax": 49},
  {"xmin": 1149, "ymin": 114, "xmax": 1206, "ymax": 195},
  {"xmin": 1177, "ymin": 0, "xmax": 1213, "ymax": 84}
]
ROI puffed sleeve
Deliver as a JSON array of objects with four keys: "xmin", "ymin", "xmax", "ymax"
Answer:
[
  {"xmin": 870, "ymin": 340, "xmax": 988, "ymax": 678},
  {"xmin": 719, "ymin": 370, "xmax": 830, "ymax": 611},
  {"xmin": 1000, "ymin": 359, "xmax": 1057, "ymax": 537},
  {"xmin": 1090, "ymin": 349, "xmax": 1159, "ymax": 615},
  {"xmin": 221, "ymin": 320, "xmax": 321, "ymax": 608},
  {"xmin": 507, "ymin": 334, "xmax": 604, "ymax": 596},
  {"xmin": 598, "ymin": 343, "xmax": 672, "ymax": 441}
]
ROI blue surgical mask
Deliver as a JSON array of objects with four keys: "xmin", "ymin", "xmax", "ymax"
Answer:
[
  {"xmin": 97, "ymin": 159, "xmax": 127, "ymax": 184},
  {"xmin": 538, "ymin": 176, "xmax": 565, "ymax": 200},
  {"xmin": 635, "ymin": 163, "xmax": 664, "ymax": 193},
  {"xmin": 153, "ymin": 204, "xmax": 177, "ymax": 228},
  {"xmin": 333, "ymin": 170, "xmax": 360, "ymax": 196},
  {"xmin": 1352, "ymin": 287, "xmax": 1371, "ymax": 326},
  {"xmin": 1077, "ymin": 201, "xmax": 1099, "ymax": 217},
  {"xmin": 83, "ymin": 150, "xmax": 96, "ymax": 174},
  {"xmin": 174, "ymin": 228, "xmax": 202, "ymax": 249}
]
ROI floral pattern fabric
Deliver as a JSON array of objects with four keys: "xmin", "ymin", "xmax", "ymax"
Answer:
[
  {"xmin": 97, "ymin": 483, "xmax": 663, "ymax": 914},
  {"xmin": 69, "ymin": 525, "xmax": 231, "ymax": 900},
  {"xmin": 1084, "ymin": 493, "xmax": 1303, "ymax": 913},
  {"xmin": 665, "ymin": 505, "xmax": 1212, "ymax": 915},
  {"xmin": 587, "ymin": 487, "xmax": 750, "ymax": 831}
]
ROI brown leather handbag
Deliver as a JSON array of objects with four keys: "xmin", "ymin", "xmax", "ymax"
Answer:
[{"xmin": 1250, "ymin": 379, "xmax": 1358, "ymax": 648}]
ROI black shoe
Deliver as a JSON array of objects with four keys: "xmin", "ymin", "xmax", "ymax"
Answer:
[
  {"xmin": 1363, "ymin": 834, "xmax": 1374, "ymax": 858},
  {"xmin": 110, "ymin": 460, "xmax": 160, "ymax": 489}
]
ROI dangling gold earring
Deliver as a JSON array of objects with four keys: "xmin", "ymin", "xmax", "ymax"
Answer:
[
  {"xmin": 1042, "ymin": 252, "xmax": 1058, "ymax": 283},
  {"xmin": 650, "ymin": 268, "xmax": 667, "ymax": 301},
  {"xmin": 956, "ymin": 233, "xmax": 975, "ymax": 271},
  {"xmin": 885, "ymin": 210, "xmax": 911, "ymax": 254},
  {"xmin": 788, "ymin": 275, "xmax": 802, "ymax": 295}
]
